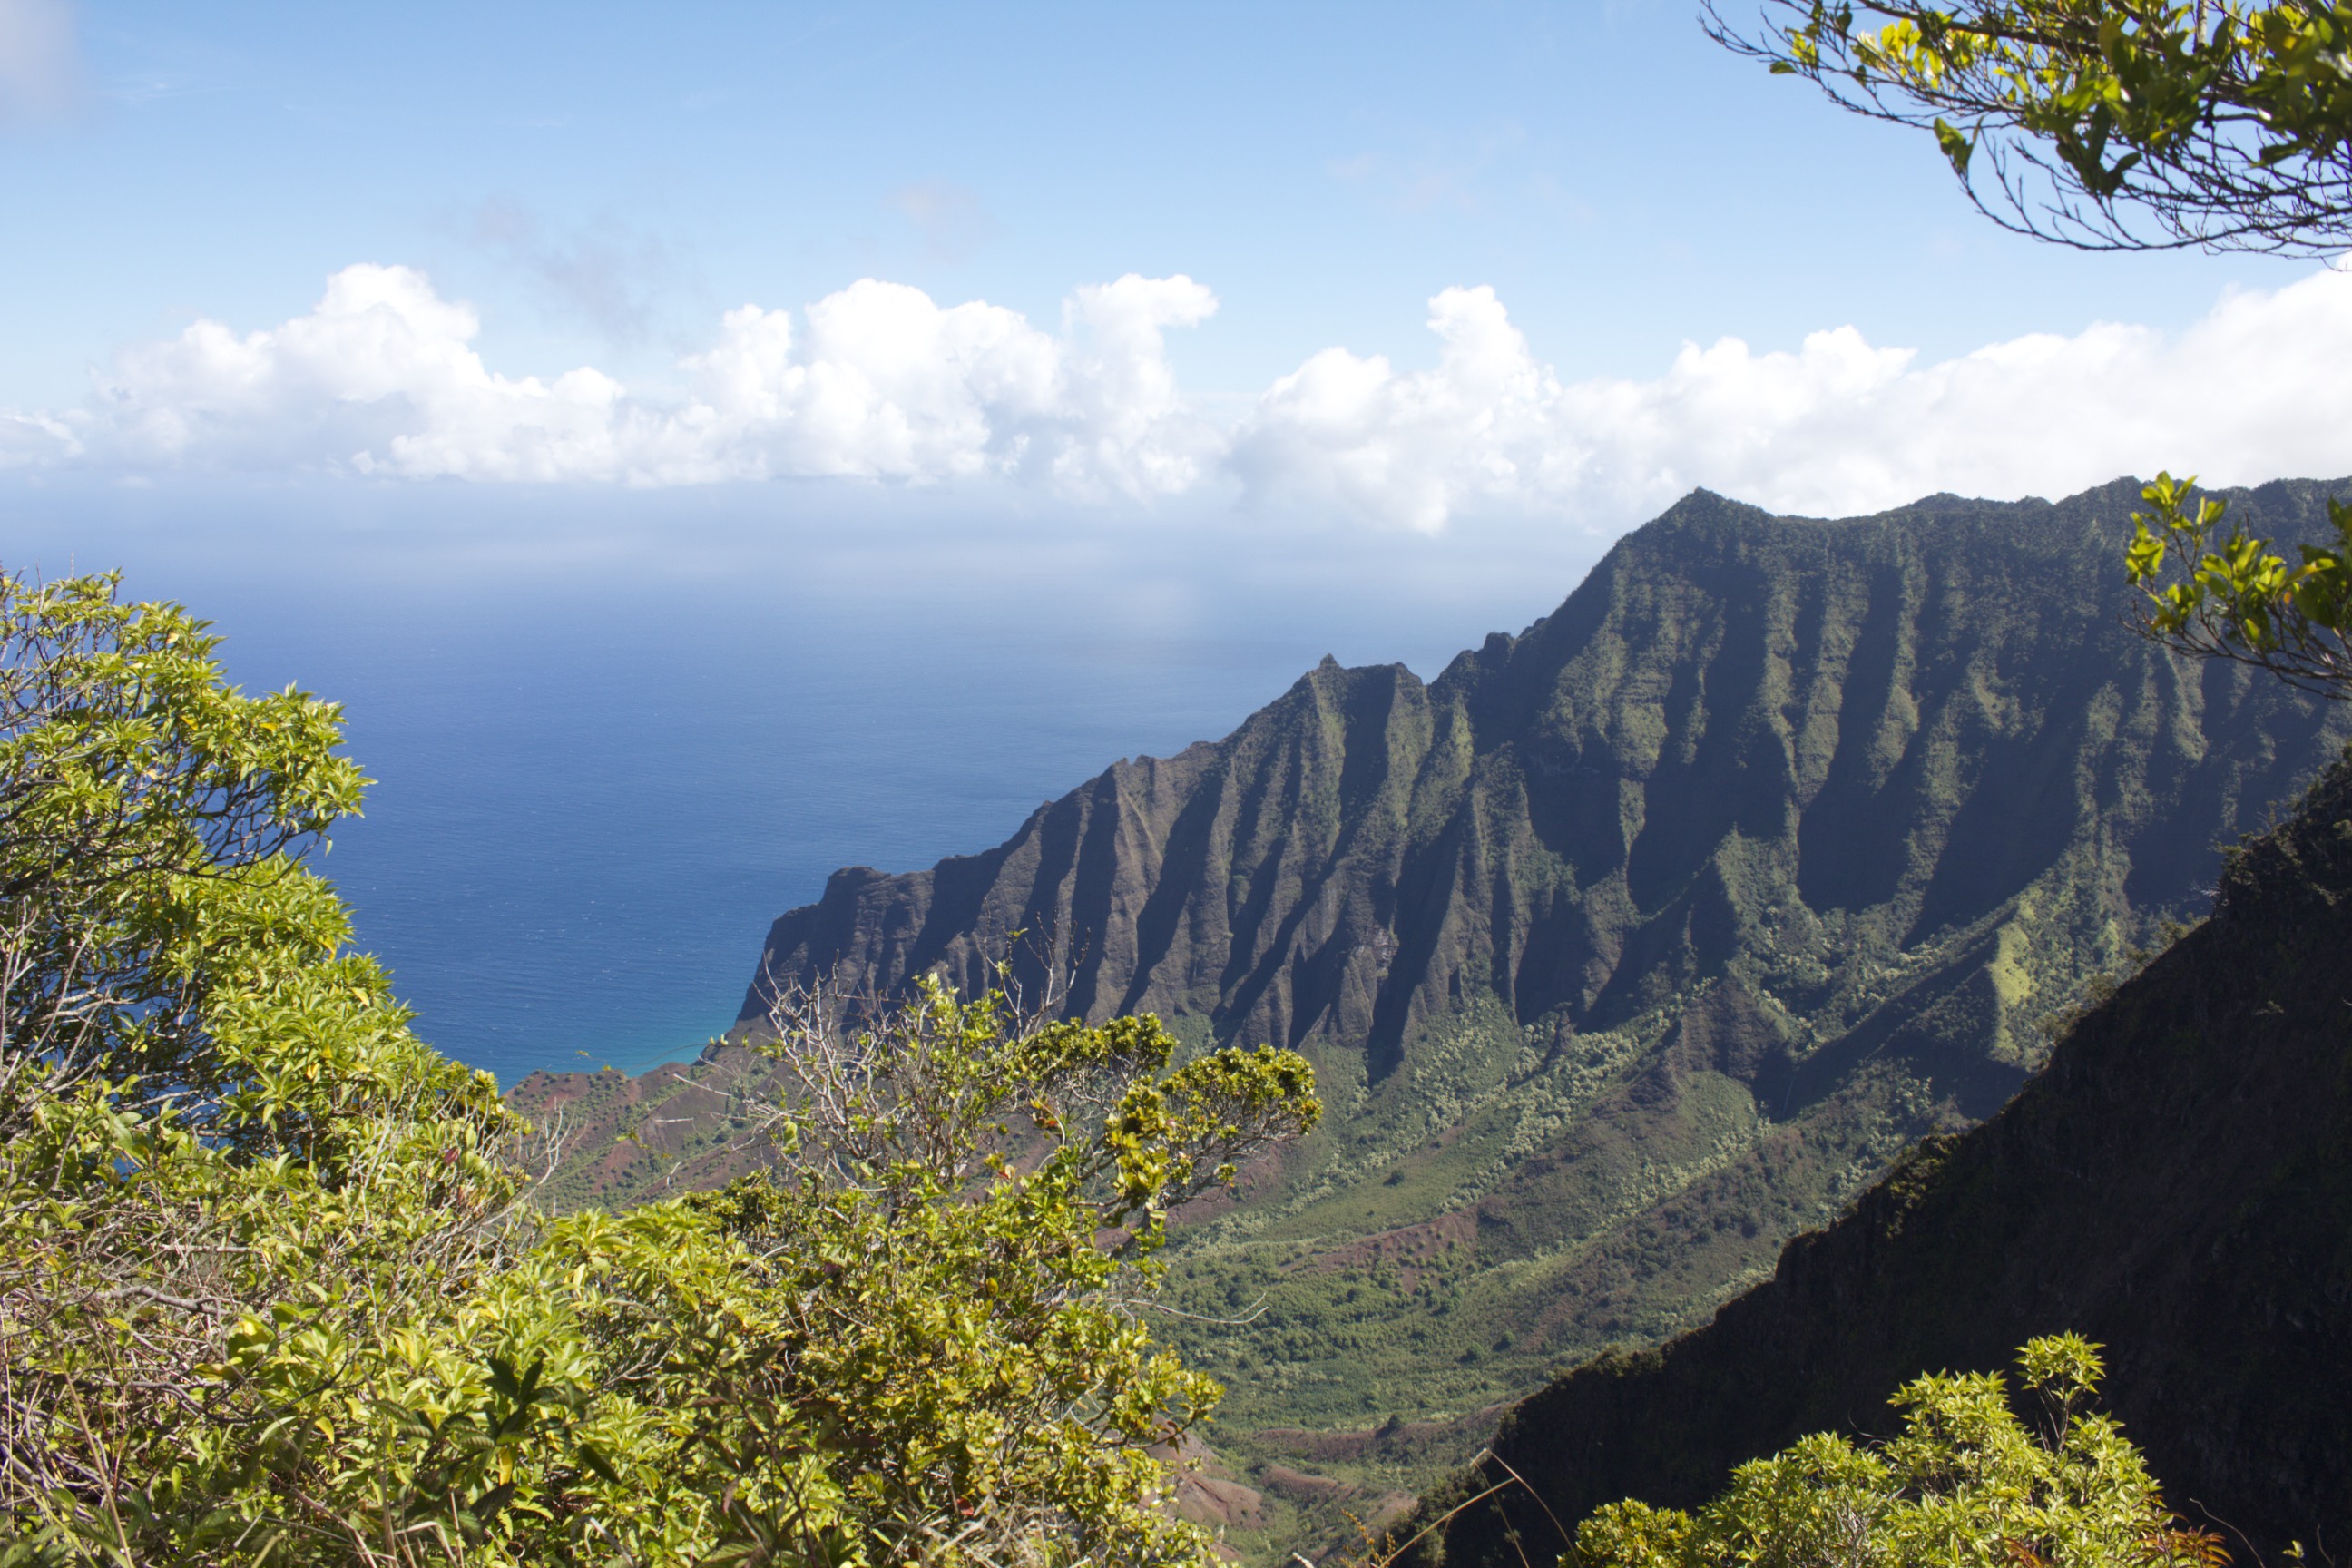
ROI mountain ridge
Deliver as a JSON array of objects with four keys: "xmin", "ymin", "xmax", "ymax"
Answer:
[
  {"xmin": 740, "ymin": 480, "xmax": 2338, "ymax": 1074},
  {"xmin": 513, "ymin": 476, "xmax": 2348, "ymax": 1548}
]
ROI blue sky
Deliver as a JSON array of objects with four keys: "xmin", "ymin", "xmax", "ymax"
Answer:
[
  {"xmin": 11, "ymin": 0, "xmax": 2352, "ymax": 1073},
  {"xmin": 4, "ymin": 0, "xmax": 2349, "ymax": 533}
]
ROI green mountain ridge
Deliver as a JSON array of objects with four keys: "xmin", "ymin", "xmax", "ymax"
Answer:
[
  {"xmin": 1406, "ymin": 752, "xmax": 2352, "ymax": 1566},
  {"xmin": 745, "ymin": 480, "xmax": 2326, "ymax": 1080},
  {"xmin": 511, "ymin": 477, "xmax": 2347, "ymax": 1548}
]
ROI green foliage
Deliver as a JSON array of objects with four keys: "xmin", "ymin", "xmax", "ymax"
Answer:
[
  {"xmin": 0, "ymin": 568, "xmax": 395, "ymax": 1148},
  {"xmin": 2125, "ymin": 471, "xmax": 2352, "ymax": 698},
  {"xmin": 1716, "ymin": 0, "xmax": 2352, "ymax": 253},
  {"xmin": 0, "ymin": 570, "xmax": 1321, "ymax": 1565},
  {"xmin": 1572, "ymin": 1335, "xmax": 2230, "ymax": 1568}
]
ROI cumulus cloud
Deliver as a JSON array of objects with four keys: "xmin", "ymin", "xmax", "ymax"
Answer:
[
  {"xmin": 10, "ymin": 259, "xmax": 2352, "ymax": 527},
  {"xmin": 86, "ymin": 265, "xmax": 629, "ymax": 482},
  {"xmin": 26, "ymin": 264, "xmax": 1220, "ymax": 493},
  {"xmin": 1230, "ymin": 269, "xmax": 2352, "ymax": 530},
  {"xmin": 660, "ymin": 272, "xmax": 1220, "ymax": 492}
]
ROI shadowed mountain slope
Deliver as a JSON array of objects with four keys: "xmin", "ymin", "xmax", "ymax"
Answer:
[
  {"xmin": 513, "ymin": 478, "xmax": 2346, "ymax": 1537},
  {"xmin": 1406, "ymin": 755, "xmax": 2352, "ymax": 1566}
]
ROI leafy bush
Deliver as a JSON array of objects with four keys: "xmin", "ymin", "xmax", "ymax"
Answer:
[
  {"xmin": 1571, "ymin": 1336, "xmax": 2230, "ymax": 1568},
  {"xmin": 0, "ymin": 571, "xmax": 1320, "ymax": 1566}
]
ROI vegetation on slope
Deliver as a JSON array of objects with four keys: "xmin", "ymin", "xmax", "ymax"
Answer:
[
  {"xmin": 515, "ymin": 478, "xmax": 2347, "ymax": 1530},
  {"xmin": 0, "ymin": 569, "xmax": 1321, "ymax": 1565},
  {"xmin": 1400, "ymin": 0, "xmax": 2352, "ymax": 1526},
  {"xmin": 1571, "ymin": 1337, "xmax": 2230, "ymax": 1568},
  {"xmin": 1406, "ymin": 751, "xmax": 2352, "ymax": 1565}
]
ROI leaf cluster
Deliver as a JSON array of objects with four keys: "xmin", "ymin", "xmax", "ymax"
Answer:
[
  {"xmin": 0, "ymin": 570, "xmax": 377, "ymax": 1147},
  {"xmin": 2124, "ymin": 471, "xmax": 2352, "ymax": 697},
  {"xmin": 1711, "ymin": 0, "xmax": 2352, "ymax": 252}
]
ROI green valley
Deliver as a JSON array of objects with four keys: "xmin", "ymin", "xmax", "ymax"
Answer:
[{"xmin": 514, "ymin": 477, "xmax": 2349, "ymax": 1552}]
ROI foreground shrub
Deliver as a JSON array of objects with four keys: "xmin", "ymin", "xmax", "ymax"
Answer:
[
  {"xmin": 0, "ymin": 570, "xmax": 1318, "ymax": 1566},
  {"xmin": 1572, "ymin": 1336, "xmax": 2230, "ymax": 1568}
]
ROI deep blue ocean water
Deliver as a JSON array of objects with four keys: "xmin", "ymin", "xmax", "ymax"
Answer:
[{"xmin": 6, "ymin": 481, "xmax": 1607, "ymax": 1084}]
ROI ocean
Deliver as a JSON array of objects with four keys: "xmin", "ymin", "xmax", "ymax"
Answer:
[{"xmin": 5, "ymin": 480, "xmax": 1607, "ymax": 1084}]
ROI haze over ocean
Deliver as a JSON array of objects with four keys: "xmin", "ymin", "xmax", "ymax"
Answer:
[{"xmin": 6, "ymin": 479, "xmax": 1602, "ymax": 1083}]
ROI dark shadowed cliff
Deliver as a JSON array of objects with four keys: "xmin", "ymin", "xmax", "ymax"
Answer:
[{"xmin": 1406, "ymin": 755, "xmax": 2352, "ymax": 1565}]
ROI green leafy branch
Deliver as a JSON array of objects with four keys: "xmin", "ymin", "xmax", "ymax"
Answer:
[
  {"xmin": 2125, "ymin": 471, "xmax": 2352, "ymax": 698},
  {"xmin": 1715, "ymin": 0, "xmax": 2352, "ymax": 251}
]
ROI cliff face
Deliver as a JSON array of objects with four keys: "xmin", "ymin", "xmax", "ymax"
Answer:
[
  {"xmin": 1409, "ymin": 757, "xmax": 2352, "ymax": 1565},
  {"xmin": 708, "ymin": 478, "xmax": 2347, "ymax": 1472},
  {"xmin": 515, "ymin": 478, "xmax": 2347, "ymax": 1507},
  {"xmin": 744, "ymin": 480, "xmax": 2335, "ymax": 1091}
]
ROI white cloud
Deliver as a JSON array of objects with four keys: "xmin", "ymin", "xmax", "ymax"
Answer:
[
  {"xmin": 650, "ymin": 272, "xmax": 1220, "ymax": 492},
  {"xmin": 1230, "ymin": 268, "xmax": 2352, "ymax": 530},
  {"xmin": 10, "ymin": 260, "xmax": 2352, "ymax": 527},
  {"xmin": 90, "ymin": 265, "xmax": 628, "ymax": 482},
  {"xmin": 25, "ymin": 264, "xmax": 1220, "ymax": 493}
]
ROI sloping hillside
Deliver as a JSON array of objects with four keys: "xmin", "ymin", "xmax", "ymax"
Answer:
[
  {"xmin": 512, "ymin": 478, "xmax": 2347, "ymax": 1522},
  {"xmin": 1406, "ymin": 755, "xmax": 2352, "ymax": 1565}
]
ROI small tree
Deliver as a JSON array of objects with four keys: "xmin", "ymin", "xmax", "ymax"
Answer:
[
  {"xmin": 531, "ymin": 975, "xmax": 1323, "ymax": 1566},
  {"xmin": 0, "ymin": 568, "xmax": 1322, "ymax": 1566},
  {"xmin": 1572, "ymin": 1335, "xmax": 2231, "ymax": 1568},
  {"xmin": 0, "ymin": 568, "xmax": 387, "ymax": 1145},
  {"xmin": 0, "ymin": 569, "xmax": 532, "ymax": 1564}
]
